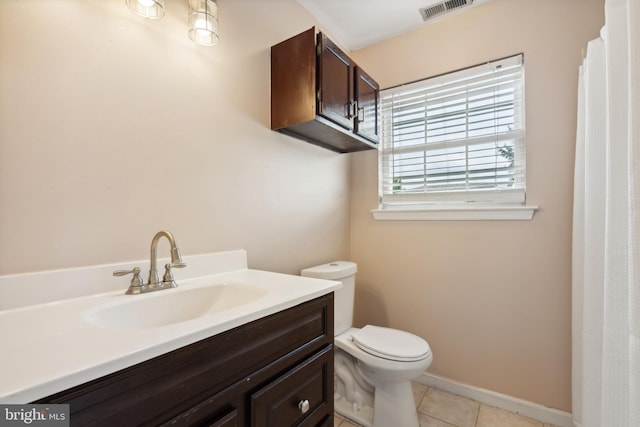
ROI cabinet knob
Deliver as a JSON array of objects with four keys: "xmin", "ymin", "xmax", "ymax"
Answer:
[{"xmin": 298, "ymin": 399, "xmax": 310, "ymax": 414}]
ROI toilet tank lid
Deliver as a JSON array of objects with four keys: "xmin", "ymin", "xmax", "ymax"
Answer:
[{"xmin": 301, "ymin": 261, "xmax": 357, "ymax": 280}]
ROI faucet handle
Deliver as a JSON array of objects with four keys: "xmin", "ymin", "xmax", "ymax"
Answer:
[
  {"xmin": 114, "ymin": 267, "xmax": 144, "ymax": 294},
  {"xmin": 113, "ymin": 267, "xmax": 138, "ymax": 275},
  {"xmin": 162, "ymin": 263, "xmax": 185, "ymax": 288}
]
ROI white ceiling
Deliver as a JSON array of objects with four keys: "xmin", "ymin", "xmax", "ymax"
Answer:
[{"xmin": 296, "ymin": 0, "xmax": 492, "ymax": 51}]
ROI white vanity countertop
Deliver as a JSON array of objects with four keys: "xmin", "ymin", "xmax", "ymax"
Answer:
[{"xmin": 0, "ymin": 250, "xmax": 341, "ymax": 403}]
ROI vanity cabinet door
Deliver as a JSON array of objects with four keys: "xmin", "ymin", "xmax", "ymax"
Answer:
[
  {"xmin": 159, "ymin": 389, "xmax": 243, "ymax": 427},
  {"xmin": 206, "ymin": 409, "xmax": 238, "ymax": 427},
  {"xmin": 208, "ymin": 413, "xmax": 237, "ymax": 427},
  {"xmin": 207, "ymin": 411, "xmax": 238, "ymax": 427},
  {"xmin": 251, "ymin": 346, "xmax": 333, "ymax": 427}
]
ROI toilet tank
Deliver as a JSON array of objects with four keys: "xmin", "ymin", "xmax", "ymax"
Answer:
[{"xmin": 301, "ymin": 261, "xmax": 357, "ymax": 335}]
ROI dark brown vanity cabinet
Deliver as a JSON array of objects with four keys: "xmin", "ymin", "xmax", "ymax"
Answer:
[
  {"xmin": 36, "ymin": 294, "xmax": 334, "ymax": 427},
  {"xmin": 271, "ymin": 28, "xmax": 379, "ymax": 153}
]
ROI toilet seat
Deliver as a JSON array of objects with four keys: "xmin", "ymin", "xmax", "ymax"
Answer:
[{"xmin": 351, "ymin": 325, "xmax": 431, "ymax": 362}]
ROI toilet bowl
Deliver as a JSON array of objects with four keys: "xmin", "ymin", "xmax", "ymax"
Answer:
[{"xmin": 301, "ymin": 262, "xmax": 433, "ymax": 427}]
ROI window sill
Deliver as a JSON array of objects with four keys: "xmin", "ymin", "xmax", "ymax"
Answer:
[{"xmin": 370, "ymin": 204, "xmax": 538, "ymax": 221}]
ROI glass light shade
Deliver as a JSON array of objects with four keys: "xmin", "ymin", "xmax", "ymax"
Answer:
[
  {"xmin": 188, "ymin": 0, "xmax": 220, "ymax": 46},
  {"xmin": 126, "ymin": 0, "xmax": 165, "ymax": 19}
]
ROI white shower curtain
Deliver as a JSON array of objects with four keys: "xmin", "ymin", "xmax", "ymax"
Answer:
[{"xmin": 572, "ymin": 0, "xmax": 640, "ymax": 426}]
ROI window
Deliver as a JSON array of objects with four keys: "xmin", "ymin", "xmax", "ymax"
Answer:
[{"xmin": 373, "ymin": 54, "xmax": 536, "ymax": 220}]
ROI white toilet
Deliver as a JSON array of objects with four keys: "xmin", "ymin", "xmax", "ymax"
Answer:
[{"xmin": 301, "ymin": 261, "xmax": 432, "ymax": 427}]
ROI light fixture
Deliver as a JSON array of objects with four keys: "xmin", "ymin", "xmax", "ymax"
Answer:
[
  {"xmin": 188, "ymin": 0, "xmax": 220, "ymax": 46},
  {"xmin": 126, "ymin": 0, "xmax": 219, "ymax": 46},
  {"xmin": 126, "ymin": 0, "xmax": 165, "ymax": 19}
]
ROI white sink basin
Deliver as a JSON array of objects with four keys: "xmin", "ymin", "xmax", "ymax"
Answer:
[{"xmin": 85, "ymin": 283, "xmax": 267, "ymax": 330}]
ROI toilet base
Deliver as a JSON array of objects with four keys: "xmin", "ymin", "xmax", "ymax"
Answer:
[
  {"xmin": 335, "ymin": 379, "xmax": 419, "ymax": 427},
  {"xmin": 370, "ymin": 379, "xmax": 419, "ymax": 427},
  {"xmin": 335, "ymin": 372, "xmax": 419, "ymax": 427},
  {"xmin": 335, "ymin": 394, "xmax": 374, "ymax": 427}
]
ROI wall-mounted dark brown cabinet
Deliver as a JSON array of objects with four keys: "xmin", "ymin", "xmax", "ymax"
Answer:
[
  {"xmin": 36, "ymin": 295, "xmax": 334, "ymax": 427},
  {"xmin": 271, "ymin": 28, "xmax": 379, "ymax": 153}
]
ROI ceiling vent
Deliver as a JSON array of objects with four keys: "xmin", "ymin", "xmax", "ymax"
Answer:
[{"xmin": 419, "ymin": 0, "xmax": 474, "ymax": 22}]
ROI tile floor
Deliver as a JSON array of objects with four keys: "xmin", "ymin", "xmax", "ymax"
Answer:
[{"xmin": 333, "ymin": 382, "xmax": 560, "ymax": 427}]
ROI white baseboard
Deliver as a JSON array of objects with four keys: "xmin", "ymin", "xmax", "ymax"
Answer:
[{"xmin": 416, "ymin": 373, "xmax": 574, "ymax": 427}]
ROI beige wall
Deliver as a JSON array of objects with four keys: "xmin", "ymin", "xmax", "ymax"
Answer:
[
  {"xmin": 349, "ymin": 0, "xmax": 604, "ymax": 412},
  {"xmin": 0, "ymin": 0, "xmax": 349, "ymax": 275}
]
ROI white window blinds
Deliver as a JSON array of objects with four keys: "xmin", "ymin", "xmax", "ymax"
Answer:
[{"xmin": 380, "ymin": 54, "xmax": 525, "ymax": 205}]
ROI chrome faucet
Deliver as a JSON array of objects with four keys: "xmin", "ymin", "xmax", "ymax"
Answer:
[{"xmin": 113, "ymin": 230, "xmax": 187, "ymax": 295}]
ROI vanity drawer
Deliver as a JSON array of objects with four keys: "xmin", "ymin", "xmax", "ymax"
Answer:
[{"xmin": 251, "ymin": 345, "xmax": 333, "ymax": 427}]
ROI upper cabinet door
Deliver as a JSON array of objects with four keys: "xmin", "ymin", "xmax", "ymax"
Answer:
[
  {"xmin": 317, "ymin": 33, "xmax": 354, "ymax": 130},
  {"xmin": 354, "ymin": 67, "xmax": 380, "ymax": 144}
]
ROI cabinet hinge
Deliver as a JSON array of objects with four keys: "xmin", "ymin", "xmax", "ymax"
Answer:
[{"xmin": 317, "ymin": 89, "xmax": 322, "ymax": 111}]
